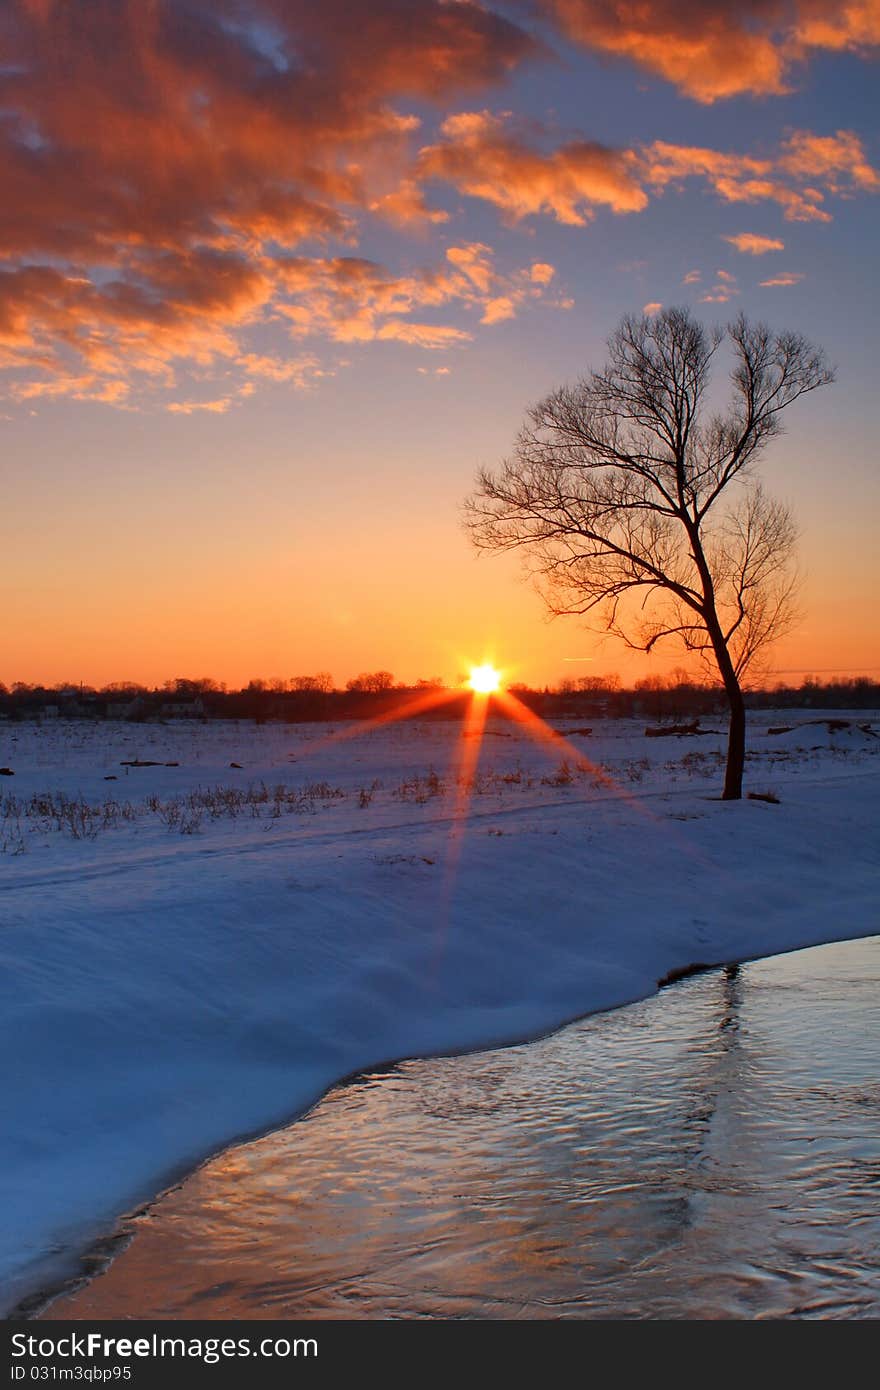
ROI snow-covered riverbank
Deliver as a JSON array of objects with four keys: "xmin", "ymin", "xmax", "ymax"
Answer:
[{"xmin": 1, "ymin": 712, "xmax": 878, "ymax": 1311}]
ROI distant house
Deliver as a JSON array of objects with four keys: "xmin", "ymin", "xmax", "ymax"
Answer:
[
  {"xmin": 59, "ymin": 695, "xmax": 102, "ymax": 719},
  {"xmin": 159, "ymin": 697, "xmax": 206, "ymax": 719},
  {"xmin": 106, "ymin": 696, "xmax": 147, "ymax": 722}
]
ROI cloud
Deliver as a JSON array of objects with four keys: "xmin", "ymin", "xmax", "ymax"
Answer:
[
  {"xmin": 481, "ymin": 296, "xmax": 517, "ymax": 324},
  {"xmin": 683, "ymin": 270, "xmax": 702, "ymax": 284},
  {"xmin": 530, "ymin": 263, "xmax": 556, "ymax": 286},
  {"xmin": 541, "ymin": 0, "xmax": 787, "ymax": 102},
  {"xmin": 369, "ymin": 181, "xmax": 450, "ymax": 227},
  {"xmin": 700, "ymin": 271, "xmax": 739, "ymax": 304},
  {"xmin": 236, "ymin": 353, "xmax": 333, "ymax": 387},
  {"xmin": 639, "ymin": 131, "xmax": 878, "ymax": 222},
  {"xmin": 777, "ymin": 129, "xmax": 880, "ymax": 192},
  {"xmin": 0, "ymin": 252, "xmax": 270, "ymax": 397},
  {"xmin": 642, "ymin": 301, "xmax": 663, "ymax": 316},
  {"xmin": 421, "ymin": 116, "xmax": 877, "ymax": 238},
  {"xmin": 10, "ymin": 374, "xmax": 131, "ymax": 405},
  {"xmin": 271, "ymin": 245, "xmax": 558, "ymax": 346},
  {"xmin": 759, "ymin": 272, "xmax": 806, "ymax": 287},
  {"xmin": 0, "ymin": 1, "xmax": 539, "ymax": 404},
  {"xmin": 446, "ymin": 243, "xmax": 496, "ymax": 293},
  {"xmin": 418, "ymin": 110, "xmax": 648, "ymax": 225},
  {"xmin": 375, "ymin": 321, "xmax": 472, "ymax": 349},
  {"xmin": 538, "ymin": 1, "xmax": 880, "ymax": 102},
  {"xmin": 723, "ymin": 233, "xmax": 785, "ymax": 254},
  {"xmin": 791, "ymin": 0, "xmax": 880, "ymax": 56},
  {"xmin": 166, "ymin": 397, "xmax": 233, "ymax": 415},
  {"xmin": 0, "ymin": 1, "xmax": 876, "ymax": 408}
]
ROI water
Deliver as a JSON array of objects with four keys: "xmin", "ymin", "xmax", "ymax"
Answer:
[{"xmin": 46, "ymin": 937, "xmax": 880, "ymax": 1319}]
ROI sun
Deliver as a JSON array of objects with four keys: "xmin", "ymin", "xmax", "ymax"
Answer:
[{"xmin": 468, "ymin": 663, "xmax": 502, "ymax": 695}]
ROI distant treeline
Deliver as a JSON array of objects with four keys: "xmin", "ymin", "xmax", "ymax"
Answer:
[{"xmin": 1, "ymin": 672, "xmax": 878, "ymax": 723}]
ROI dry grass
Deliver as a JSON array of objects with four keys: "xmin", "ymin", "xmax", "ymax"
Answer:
[{"xmin": 0, "ymin": 780, "xmax": 345, "ymax": 850}]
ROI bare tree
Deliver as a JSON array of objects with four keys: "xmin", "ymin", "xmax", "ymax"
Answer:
[
  {"xmin": 346, "ymin": 670, "xmax": 395, "ymax": 693},
  {"xmin": 291, "ymin": 672, "xmax": 334, "ymax": 693},
  {"xmin": 466, "ymin": 308, "xmax": 833, "ymax": 799}
]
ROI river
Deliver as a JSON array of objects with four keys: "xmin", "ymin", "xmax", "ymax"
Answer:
[{"xmin": 44, "ymin": 935, "xmax": 880, "ymax": 1319}]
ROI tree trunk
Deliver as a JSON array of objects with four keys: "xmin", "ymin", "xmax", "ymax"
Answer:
[
  {"xmin": 683, "ymin": 523, "xmax": 746, "ymax": 800},
  {"xmin": 703, "ymin": 618, "xmax": 746, "ymax": 799},
  {"xmin": 697, "ymin": 617, "xmax": 745, "ymax": 800},
  {"xmin": 722, "ymin": 677, "xmax": 746, "ymax": 800}
]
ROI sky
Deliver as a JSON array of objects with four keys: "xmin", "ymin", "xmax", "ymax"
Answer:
[{"xmin": 2, "ymin": 0, "xmax": 878, "ymax": 690}]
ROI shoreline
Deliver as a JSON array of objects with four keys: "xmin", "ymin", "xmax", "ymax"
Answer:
[{"xmin": 13, "ymin": 927, "xmax": 880, "ymax": 1321}]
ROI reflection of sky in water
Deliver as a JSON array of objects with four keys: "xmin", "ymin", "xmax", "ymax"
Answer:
[{"xmin": 48, "ymin": 937, "xmax": 880, "ymax": 1320}]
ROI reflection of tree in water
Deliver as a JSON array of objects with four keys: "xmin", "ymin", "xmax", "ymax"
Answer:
[
  {"xmin": 720, "ymin": 962, "xmax": 741, "ymax": 1035},
  {"xmin": 667, "ymin": 959, "xmax": 756, "ymax": 1256},
  {"xmin": 696, "ymin": 963, "xmax": 746, "ymax": 1131}
]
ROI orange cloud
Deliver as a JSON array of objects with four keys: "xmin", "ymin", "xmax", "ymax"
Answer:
[
  {"xmin": 419, "ymin": 118, "xmax": 877, "ymax": 237},
  {"xmin": 369, "ymin": 181, "xmax": 450, "ymax": 227},
  {"xmin": 166, "ymin": 397, "xmax": 233, "ymax": 415},
  {"xmin": 0, "ymin": 251, "xmax": 270, "ymax": 398},
  {"xmin": 481, "ymin": 296, "xmax": 517, "ymax": 325},
  {"xmin": 11, "ymin": 374, "xmax": 130, "ymax": 404},
  {"xmin": 723, "ymin": 233, "xmax": 785, "ymax": 254},
  {"xmin": 446, "ymin": 243, "xmax": 496, "ymax": 293},
  {"xmin": 0, "ymin": 1, "xmax": 538, "ymax": 404},
  {"xmin": 778, "ymin": 129, "xmax": 880, "ymax": 191},
  {"xmin": 271, "ymin": 245, "xmax": 559, "ymax": 346},
  {"xmin": 530, "ymin": 262, "xmax": 556, "ymax": 286},
  {"xmin": 639, "ymin": 132, "xmax": 878, "ymax": 221},
  {"xmin": 539, "ymin": 1, "xmax": 880, "ymax": 102},
  {"xmin": 793, "ymin": 1, "xmax": 880, "ymax": 54},
  {"xmin": 0, "ymin": 2, "xmax": 876, "ymax": 409},
  {"xmin": 700, "ymin": 270, "xmax": 739, "ymax": 304},
  {"xmin": 236, "ymin": 353, "xmax": 332, "ymax": 387},
  {"xmin": 375, "ymin": 321, "xmax": 472, "ymax": 348},
  {"xmin": 418, "ymin": 111, "xmax": 648, "ymax": 225},
  {"xmin": 543, "ymin": 0, "xmax": 786, "ymax": 102},
  {"xmin": 759, "ymin": 272, "xmax": 806, "ymax": 286}
]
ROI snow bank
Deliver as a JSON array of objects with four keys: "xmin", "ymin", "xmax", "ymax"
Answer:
[{"xmin": 0, "ymin": 714, "xmax": 877, "ymax": 1311}]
